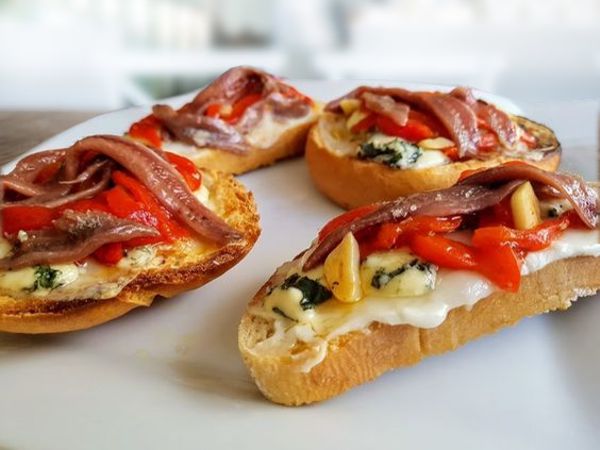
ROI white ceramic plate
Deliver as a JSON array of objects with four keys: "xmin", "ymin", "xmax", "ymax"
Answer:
[{"xmin": 1, "ymin": 82, "xmax": 598, "ymax": 450}]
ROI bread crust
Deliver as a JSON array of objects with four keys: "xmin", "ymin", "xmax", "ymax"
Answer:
[
  {"xmin": 239, "ymin": 255, "xmax": 600, "ymax": 405},
  {"xmin": 176, "ymin": 119, "xmax": 317, "ymax": 175},
  {"xmin": 0, "ymin": 171, "xmax": 260, "ymax": 334},
  {"xmin": 305, "ymin": 115, "xmax": 561, "ymax": 209}
]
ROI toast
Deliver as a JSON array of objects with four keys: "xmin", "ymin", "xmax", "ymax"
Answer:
[
  {"xmin": 239, "ymin": 166, "xmax": 599, "ymax": 405},
  {"xmin": 128, "ymin": 66, "xmax": 320, "ymax": 175},
  {"xmin": 306, "ymin": 87, "xmax": 561, "ymax": 209},
  {"xmin": 0, "ymin": 137, "xmax": 260, "ymax": 334},
  {"xmin": 239, "ymin": 255, "xmax": 600, "ymax": 405}
]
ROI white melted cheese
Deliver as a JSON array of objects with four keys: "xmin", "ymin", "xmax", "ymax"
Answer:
[
  {"xmin": 162, "ymin": 109, "xmax": 317, "ymax": 154},
  {"xmin": 248, "ymin": 228, "xmax": 600, "ymax": 372}
]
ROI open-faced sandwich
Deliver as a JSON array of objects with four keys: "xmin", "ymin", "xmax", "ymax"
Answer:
[
  {"xmin": 239, "ymin": 163, "xmax": 600, "ymax": 405},
  {"xmin": 306, "ymin": 86, "xmax": 561, "ymax": 209},
  {"xmin": 128, "ymin": 66, "xmax": 320, "ymax": 175},
  {"xmin": 0, "ymin": 135, "xmax": 259, "ymax": 333}
]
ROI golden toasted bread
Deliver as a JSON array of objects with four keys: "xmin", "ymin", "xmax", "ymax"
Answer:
[
  {"xmin": 239, "ymin": 255, "xmax": 600, "ymax": 405},
  {"xmin": 306, "ymin": 114, "xmax": 561, "ymax": 209}
]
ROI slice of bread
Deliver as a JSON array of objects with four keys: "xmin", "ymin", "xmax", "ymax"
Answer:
[
  {"xmin": 306, "ymin": 114, "xmax": 561, "ymax": 209},
  {"xmin": 239, "ymin": 255, "xmax": 600, "ymax": 405},
  {"xmin": 0, "ymin": 170, "xmax": 260, "ymax": 334}
]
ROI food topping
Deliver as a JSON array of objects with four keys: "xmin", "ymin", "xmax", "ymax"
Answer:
[
  {"xmin": 129, "ymin": 66, "xmax": 314, "ymax": 153},
  {"xmin": 357, "ymin": 134, "xmax": 422, "ymax": 169},
  {"xmin": 1, "ymin": 136, "xmax": 235, "ymax": 269},
  {"xmin": 300, "ymin": 166, "xmax": 597, "ymax": 296},
  {"xmin": 327, "ymin": 86, "xmax": 539, "ymax": 161}
]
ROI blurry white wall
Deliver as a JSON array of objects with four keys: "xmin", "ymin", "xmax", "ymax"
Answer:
[{"xmin": 0, "ymin": 0, "xmax": 598, "ymax": 109}]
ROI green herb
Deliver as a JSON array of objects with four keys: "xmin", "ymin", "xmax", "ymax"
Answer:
[
  {"xmin": 30, "ymin": 265, "xmax": 61, "ymax": 291},
  {"xmin": 371, "ymin": 259, "xmax": 432, "ymax": 289},
  {"xmin": 358, "ymin": 138, "xmax": 422, "ymax": 169},
  {"xmin": 281, "ymin": 274, "xmax": 332, "ymax": 310}
]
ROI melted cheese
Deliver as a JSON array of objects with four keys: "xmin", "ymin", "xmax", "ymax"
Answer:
[
  {"xmin": 162, "ymin": 109, "xmax": 317, "ymax": 154},
  {"xmin": 248, "ymin": 228, "xmax": 600, "ymax": 372}
]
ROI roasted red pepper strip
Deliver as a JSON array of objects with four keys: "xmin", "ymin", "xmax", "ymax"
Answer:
[
  {"xmin": 376, "ymin": 115, "xmax": 435, "ymax": 142},
  {"xmin": 362, "ymin": 215, "xmax": 463, "ymax": 256},
  {"xmin": 318, "ymin": 204, "xmax": 379, "ymax": 242},
  {"xmin": 409, "ymin": 233, "xmax": 521, "ymax": 292},
  {"xmin": 93, "ymin": 242, "xmax": 124, "ymax": 266},
  {"xmin": 128, "ymin": 115, "xmax": 162, "ymax": 148},
  {"xmin": 442, "ymin": 146, "xmax": 459, "ymax": 161},
  {"xmin": 478, "ymin": 197, "xmax": 513, "ymax": 228},
  {"xmin": 475, "ymin": 244, "xmax": 522, "ymax": 292},
  {"xmin": 223, "ymin": 93, "xmax": 263, "ymax": 124},
  {"xmin": 205, "ymin": 103, "xmax": 222, "ymax": 118},
  {"xmin": 2, "ymin": 206, "xmax": 56, "ymax": 235},
  {"xmin": 164, "ymin": 151, "xmax": 202, "ymax": 191},
  {"xmin": 350, "ymin": 113, "xmax": 377, "ymax": 133},
  {"xmin": 410, "ymin": 234, "xmax": 477, "ymax": 270},
  {"xmin": 473, "ymin": 213, "xmax": 571, "ymax": 252}
]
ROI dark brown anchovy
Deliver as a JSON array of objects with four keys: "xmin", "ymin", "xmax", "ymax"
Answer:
[
  {"xmin": 458, "ymin": 164, "xmax": 599, "ymax": 228},
  {"xmin": 152, "ymin": 104, "xmax": 248, "ymax": 154},
  {"xmin": 0, "ymin": 211, "xmax": 159, "ymax": 270}
]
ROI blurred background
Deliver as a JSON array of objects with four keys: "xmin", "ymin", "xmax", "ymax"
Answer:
[{"xmin": 1, "ymin": 0, "xmax": 599, "ymax": 110}]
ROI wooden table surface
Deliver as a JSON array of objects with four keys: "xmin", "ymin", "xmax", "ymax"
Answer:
[{"xmin": 0, "ymin": 111, "xmax": 102, "ymax": 166}]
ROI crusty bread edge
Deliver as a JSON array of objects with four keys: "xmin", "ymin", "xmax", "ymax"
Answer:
[
  {"xmin": 305, "ymin": 115, "xmax": 562, "ymax": 209},
  {"xmin": 239, "ymin": 255, "xmax": 600, "ymax": 405},
  {"xmin": 0, "ymin": 171, "xmax": 261, "ymax": 334}
]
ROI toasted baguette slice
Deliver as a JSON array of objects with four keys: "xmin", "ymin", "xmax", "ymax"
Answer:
[
  {"xmin": 0, "ymin": 171, "xmax": 260, "ymax": 334},
  {"xmin": 173, "ymin": 118, "xmax": 316, "ymax": 175},
  {"xmin": 239, "ymin": 255, "xmax": 600, "ymax": 405},
  {"xmin": 306, "ymin": 114, "xmax": 561, "ymax": 209}
]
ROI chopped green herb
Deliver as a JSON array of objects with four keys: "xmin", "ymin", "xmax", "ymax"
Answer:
[
  {"xmin": 30, "ymin": 265, "xmax": 61, "ymax": 291},
  {"xmin": 371, "ymin": 259, "xmax": 433, "ymax": 289},
  {"xmin": 358, "ymin": 138, "xmax": 422, "ymax": 169},
  {"xmin": 281, "ymin": 274, "xmax": 332, "ymax": 310}
]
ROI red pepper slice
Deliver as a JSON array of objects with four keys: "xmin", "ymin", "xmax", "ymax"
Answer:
[
  {"xmin": 128, "ymin": 115, "xmax": 162, "ymax": 148},
  {"xmin": 318, "ymin": 204, "xmax": 379, "ymax": 242},
  {"xmin": 350, "ymin": 113, "xmax": 377, "ymax": 133},
  {"xmin": 473, "ymin": 213, "xmax": 571, "ymax": 252},
  {"xmin": 164, "ymin": 152, "xmax": 202, "ymax": 191},
  {"xmin": 410, "ymin": 234, "xmax": 477, "ymax": 270},
  {"xmin": 205, "ymin": 103, "xmax": 222, "ymax": 118},
  {"xmin": 375, "ymin": 115, "xmax": 435, "ymax": 142},
  {"xmin": 93, "ymin": 242, "xmax": 124, "ymax": 266},
  {"xmin": 2, "ymin": 206, "xmax": 56, "ymax": 235},
  {"xmin": 477, "ymin": 197, "xmax": 513, "ymax": 228},
  {"xmin": 475, "ymin": 244, "xmax": 521, "ymax": 292},
  {"xmin": 409, "ymin": 233, "xmax": 521, "ymax": 292},
  {"xmin": 223, "ymin": 93, "xmax": 263, "ymax": 124},
  {"xmin": 442, "ymin": 146, "xmax": 459, "ymax": 161},
  {"xmin": 363, "ymin": 215, "xmax": 463, "ymax": 256}
]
